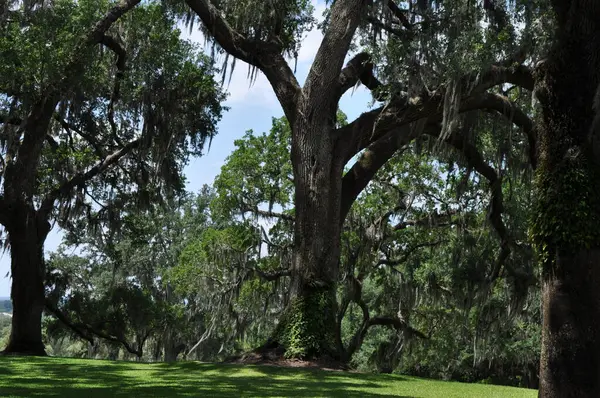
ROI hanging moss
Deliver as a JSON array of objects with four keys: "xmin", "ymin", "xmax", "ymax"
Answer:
[{"xmin": 272, "ymin": 288, "xmax": 338, "ymax": 359}]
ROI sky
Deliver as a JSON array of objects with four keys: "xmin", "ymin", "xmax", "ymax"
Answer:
[{"xmin": 0, "ymin": 0, "xmax": 375, "ymax": 298}]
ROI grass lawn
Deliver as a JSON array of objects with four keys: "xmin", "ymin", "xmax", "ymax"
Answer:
[{"xmin": 0, "ymin": 356, "xmax": 537, "ymax": 397}]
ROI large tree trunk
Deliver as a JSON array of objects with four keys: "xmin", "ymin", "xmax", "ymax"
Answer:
[
  {"xmin": 269, "ymin": 114, "xmax": 345, "ymax": 359},
  {"xmin": 539, "ymin": 251, "xmax": 600, "ymax": 397},
  {"xmin": 534, "ymin": 3, "xmax": 600, "ymax": 396},
  {"xmin": 163, "ymin": 329, "xmax": 184, "ymax": 362},
  {"xmin": 2, "ymin": 203, "xmax": 50, "ymax": 356}
]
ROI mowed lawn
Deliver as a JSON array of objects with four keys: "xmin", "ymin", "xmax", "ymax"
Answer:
[{"xmin": 0, "ymin": 356, "xmax": 537, "ymax": 397}]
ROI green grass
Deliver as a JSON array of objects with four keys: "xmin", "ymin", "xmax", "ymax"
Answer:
[{"xmin": 0, "ymin": 356, "xmax": 537, "ymax": 397}]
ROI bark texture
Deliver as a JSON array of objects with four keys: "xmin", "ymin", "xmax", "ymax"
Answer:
[
  {"xmin": 533, "ymin": 2, "xmax": 600, "ymax": 396},
  {"xmin": 269, "ymin": 0, "xmax": 366, "ymax": 359},
  {"xmin": 2, "ymin": 203, "xmax": 50, "ymax": 356},
  {"xmin": 539, "ymin": 251, "xmax": 600, "ymax": 397}
]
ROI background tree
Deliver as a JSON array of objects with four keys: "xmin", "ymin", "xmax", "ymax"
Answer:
[
  {"xmin": 0, "ymin": 0, "xmax": 226, "ymax": 355},
  {"xmin": 44, "ymin": 188, "xmax": 217, "ymax": 361}
]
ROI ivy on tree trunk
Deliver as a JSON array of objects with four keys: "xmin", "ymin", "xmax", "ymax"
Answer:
[{"xmin": 532, "ymin": 3, "xmax": 600, "ymax": 396}]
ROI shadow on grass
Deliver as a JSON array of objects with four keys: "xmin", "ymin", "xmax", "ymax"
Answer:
[{"xmin": 0, "ymin": 357, "xmax": 415, "ymax": 397}]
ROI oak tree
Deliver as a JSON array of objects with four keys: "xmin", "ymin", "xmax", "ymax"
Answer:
[{"xmin": 0, "ymin": 0, "xmax": 225, "ymax": 355}]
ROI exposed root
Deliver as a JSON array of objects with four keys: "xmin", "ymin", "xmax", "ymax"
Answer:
[{"xmin": 225, "ymin": 346, "xmax": 350, "ymax": 371}]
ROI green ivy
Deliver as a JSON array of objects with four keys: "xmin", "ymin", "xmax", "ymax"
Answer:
[
  {"xmin": 530, "ymin": 153, "xmax": 600, "ymax": 271},
  {"xmin": 274, "ymin": 289, "xmax": 337, "ymax": 359}
]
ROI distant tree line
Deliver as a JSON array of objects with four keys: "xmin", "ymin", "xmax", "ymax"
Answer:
[{"xmin": 1, "ymin": 301, "xmax": 12, "ymax": 314}]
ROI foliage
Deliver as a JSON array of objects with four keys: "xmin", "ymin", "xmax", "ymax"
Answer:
[
  {"xmin": 0, "ymin": 0, "xmax": 227, "ymax": 236},
  {"xmin": 0, "ymin": 300, "xmax": 11, "ymax": 313},
  {"xmin": 44, "ymin": 189, "xmax": 217, "ymax": 360},
  {"xmin": 530, "ymin": 156, "xmax": 600, "ymax": 271},
  {"xmin": 273, "ymin": 290, "xmax": 337, "ymax": 359}
]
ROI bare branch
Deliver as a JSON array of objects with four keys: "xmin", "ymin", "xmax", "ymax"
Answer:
[{"xmin": 241, "ymin": 204, "xmax": 294, "ymax": 221}]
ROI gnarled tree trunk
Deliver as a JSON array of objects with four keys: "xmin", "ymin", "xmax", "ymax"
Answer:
[
  {"xmin": 2, "ymin": 203, "xmax": 50, "ymax": 356},
  {"xmin": 163, "ymin": 329, "xmax": 185, "ymax": 362},
  {"xmin": 534, "ymin": 3, "xmax": 600, "ymax": 396},
  {"xmin": 269, "ymin": 118, "xmax": 345, "ymax": 359}
]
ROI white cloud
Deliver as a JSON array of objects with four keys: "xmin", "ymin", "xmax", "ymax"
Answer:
[
  {"xmin": 296, "ymin": 1, "xmax": 327, "ymax": 64},
  {"xmin": 180, "ymin": 26, "xmax": 280, "ymax": 109}
]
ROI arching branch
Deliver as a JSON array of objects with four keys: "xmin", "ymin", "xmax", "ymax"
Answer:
[
  {"xmin": 429, "ymin": 130, "xmax": 511, "ymax": 284},
  {"xmin": 184, "ymin": 0, "xmax": 300, "ymax": 123},
  {"xmin": 38, "ymin": 138, "xmax": 141, "ymax": 219},
  {"xmin": 340, "ymin": 124, "xmax": 418, "ymax": 223},
  {"xmin": 45, "ymin": 298, "xmax": 144, "ymax": 356},
  {"xmin": 336, "ymin": 63, "xmax": 534, "ymax": 161}
]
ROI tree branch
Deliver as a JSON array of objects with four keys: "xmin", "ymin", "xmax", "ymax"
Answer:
[
  {"xmin": 184, "ymin": 0, "xmax": 300, "ymax": 123},
  {"xmin": 340, "ymin": 124, "xmax": 417, "ymax": 223},
  {"xmin": 100, "ymin": 34, "xmax": 126, "ymax": 140},
  {"xmin": 338, "ymin": 52, "xmax": 386, "ymax": 100},
  {"xmin": 368, "ymin": 316, "xmax": 429, "ymax": 340},
  {"xmin": 377, "ymin": 240, "xmax": 445, "ymax": 267},
  {"xmin": 0, "ymin": 113, "xmax": 21, "ymax": 126},
  {"xmin": 366, "ymin": 16, "xmax": 412, "ymax": 41},
  {"xmin": 385, "ymin": 0, "xmax": 412, "ymax": 31},
  {"xmin": 463, "ymin": 92, "xmax": 536, "ymax": 168},
  {"xmin": 45, "ymin": 299, "xmax": 143, "ymax": 356},
  {"xmin": 45, "ymin": 299, "xmax": 95, "ymax": 346},
  {"xmin": 304, "ymin": 0, "xmax": 366, "ymax": 121},
  {"xmin": 337, "ymin": 63, "xmax": 534, "ymax": 161},
  {"xmin": 392, "ymin": 210, "xmax": 460, "ymax": 231},
  {"xmin": 39, "ymin": 138, "xmax": 140, "ymax": 218},
  {"xmin": 253, "ymin": 267, "xmax": 291, "ymax": 281},
  {"xmin": 53, "ymin": 115, "xmax": 105, "ymax": 158},
  {"xmin": 3, "ymin": 0, "xmax": 141, "ymax": 200},
  {"xmin": 241, "ymin": 204, "xmax": 294, "ymax": 221},
  {"xmin": 430, "ymin": 131, "xmax": 511, "ymax": 284}
]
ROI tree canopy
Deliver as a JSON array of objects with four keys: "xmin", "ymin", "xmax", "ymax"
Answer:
[{"xmin": 2, "ymin": 0, "xmax": 600, "ymax": 396}]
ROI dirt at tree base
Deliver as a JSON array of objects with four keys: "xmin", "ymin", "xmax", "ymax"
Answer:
[{"xmin": 224, "ymin": 346, "xmax": 351, "ymax": 372}]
